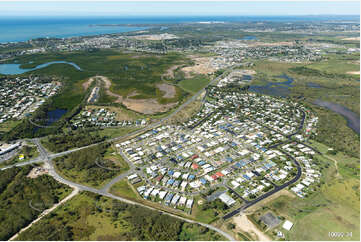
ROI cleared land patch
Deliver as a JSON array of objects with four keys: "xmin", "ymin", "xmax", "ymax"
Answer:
[
  {"xmin": 181, "ymin": 56, "xmax": 218, "ymax": 77},
  {"xmin": 156, "ymin": 83, "xmax": 176, "ymax": 98},
  {"xmin": 233, "ymin": 214, "xmax": 271, "ymax": 241}
]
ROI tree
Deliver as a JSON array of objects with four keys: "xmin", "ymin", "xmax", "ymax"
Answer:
[{"xmin": 227, "ymin": 223, "xmax": 236, "ymax": 230}]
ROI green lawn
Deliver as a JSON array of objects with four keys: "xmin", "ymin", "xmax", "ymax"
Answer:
[
  {"xmin": 178, "ymin": 74, "xmax": 211, "ymax": 93},
  {"xmin": 95, "ymin": 126, "xmax": 142, "ymax": 139},
  {"xmin": 109, "ymin": 179, "xmax": 140, "ymax": 201},
  {"xmin": 191, "ymin": 196, "xmax": 219, "ymax": 224},
  {"xmin": 0, "ymin": 120, "xmax": 21, "ymax": 133}
]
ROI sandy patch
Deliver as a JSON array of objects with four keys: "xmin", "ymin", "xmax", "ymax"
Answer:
[
  {"xmin": 346, "ymin": 71, "xmax": 360, "ymax": 75},
  {"xmin": 123, "ymin": 97, "xmax": 177, "ymax": 114},
  {"xmin": 85, "ymin": 76, "xmax": 177, "ymax": 114},
  {"xmin": 249, "ymin": 41, "xmax": 294, "ymax": 47},
  {"xmin": 163, "ymin": 64, "xmax": 182, "ymax": 79},
  {"xmin": 156, "ymin": 83, "xmax": 176, "ymax": 98},
  {"xmin": 342, "ymin": 37, "xmax": 360, "ymax": 41},
  {"xmin": 232, "ymin": 69, "xmax": 257, "ymax": 75},
  {"xmin": 91, "ymin": 76, "xmax": 123, "ymax": 103},
  {"xmin": 233, "ymin": 214, "xmax": 271, "ymax": 241},
  {"xmin": 27, "ymin": 166, "xmax": 48, "ymax": 179},
  {"xmin": 82, "ymin": 78, "xmax": 95, "ymax": 90},
  {"xmin": 129, "ymin": 33, "xmax": 178, "ymax": 40},
  {"xmin": 181, "ymin": 56, "xmax": 218, "ymax": 77}
]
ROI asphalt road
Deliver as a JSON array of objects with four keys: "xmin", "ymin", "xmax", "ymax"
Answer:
[
  {"xmin": 222, "ymin": 112, "xmax": 306, "ymax": 220},
  {"xmin": 43, "ymin": 158, "xmax": 235, "ymax": 241},
  {"xmin": 1, "ymin": 67, "xmax": 315, "ymax": 238},
  {"xmin": 1, "ymin": 69, "xmax": 236, "ymax": 241}
]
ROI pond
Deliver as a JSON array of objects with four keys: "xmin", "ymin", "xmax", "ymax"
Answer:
[
  {"xmin": 313, "ymin": 99, "xmax": 360, "ymax": 134},
  {"xmin": 45, "ymin": 109, "xmax": 67, "ymax": 126},
  {"xmin": 249, "ymin": 74, "xmax": 294, "ymax": 97},
  {"xmin": 0, "ymin": 61, "xmax": 82, "ymax": 75},
  {"xmin": 241, "ymin": 36, "xmax": 257, "ymax": 40},
  {"xmin": 32, "ymin": 108, "xmax": 67, "ymax": 132},
  {"xmin": 306, "ymin": 82, "xmax": 322, "ymax": 88}
]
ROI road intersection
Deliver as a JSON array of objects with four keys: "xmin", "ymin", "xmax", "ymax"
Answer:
[{"xmin": 0, "ymin": 68, "xmax": 320, "ymax": 240}]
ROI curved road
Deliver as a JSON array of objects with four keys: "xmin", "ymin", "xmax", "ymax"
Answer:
[
  {"xmin": 2, "ymin": 69, "xmax": 236, "ymax": 241},
  {"xmin": 2, "ymin": 68, "xmax": 315, "ymax": 239}
]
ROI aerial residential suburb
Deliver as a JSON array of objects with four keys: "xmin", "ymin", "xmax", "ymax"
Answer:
[{"xmin": 0, "ymin": 1, "xmax": 359, "ymax": 241}]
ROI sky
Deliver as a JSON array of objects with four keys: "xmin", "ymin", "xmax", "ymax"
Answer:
[{"xmin": 1, "ymin": 1, "xmax": 360, "ymax": 17}]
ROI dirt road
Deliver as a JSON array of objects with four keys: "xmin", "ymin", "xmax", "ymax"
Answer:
[
  {"xmin": 233, "ymin": 214, "xmax": 271, "ymax": 241},
  {"xmin": 9, "ymin": 187, "xmax": 79, "ymax": 241}
]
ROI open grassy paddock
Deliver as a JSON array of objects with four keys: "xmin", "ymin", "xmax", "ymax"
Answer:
[{"xmin": 248, "ymin": 140, "xmax": 360, "ymax": 241}]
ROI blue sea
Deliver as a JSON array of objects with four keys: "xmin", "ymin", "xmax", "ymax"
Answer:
[{"xmin": 0, "ymin": 15, "xmax": 359, "ymax": 43}]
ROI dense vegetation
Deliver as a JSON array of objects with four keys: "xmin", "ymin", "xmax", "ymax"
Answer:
[
  {"xmin": 54, "ymin": 144, "xmax": 127, "ymax": 188},
  {"xmin": 2, "ymin": 50, "xmax": 189, "ymax": 141},
  {"xmin": 17, "ymin": 192, "xmax": 225, "ymax": 241},
  {"xmin": 42, "ymin": 129, "xmax": 105, "ymax": 152},
  {"xmin": 0, "ymin": 166, "xmax": 70, "ymax": 240},
  {"xmin": 310, "ymin": 105, "xmax": 360, "ymax": 158},
  {"xmin": 13, "ymin": 50, "xmax": 187, "ymax": 100}
]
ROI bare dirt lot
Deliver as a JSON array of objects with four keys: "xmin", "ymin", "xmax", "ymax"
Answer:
[
  {"xmin": 163, "ymin": 64, "xmax": 182, "ymax": 79},
  {"xmin": 233, "ymin": 214, "xmax": 271, "ymax": 241},
  {"xmin": 128, "ymin": 33, "xmax": 178, "ymax": 40},
  {"xmin": 341, "ymin": 37, "xmax": 360, "ymax": 41},
  {"xmin": 86, "ymin": 76, "xmax": 123, "ymax": 103},
  {"xmin": 82, "ymin": 78, "xmax": 95, "ymax": 90},
  {"xmin": 347, "ymin": 71, "xmax": 360, "ymax": 75},
  {"xmin": 27, "ymin": 166, "xmax": 48, "ymax": 179},
  {"xmin": 123, "ymin": 96, "xmax": 177, "ymax": 114},
  {"xmin": 181, "ymin": 56, "xmax": 218, "ymax": 77},
  {"xmin": 232, "ymin": 69, "xmax": 257, "ymax": 75},
  {"xmin": 156, "ymin": 83, "xmax": 176, "ymax": 98},
  {"xmin": 84, "ymin": 76, "xmax": 178, "ymax": 114}
]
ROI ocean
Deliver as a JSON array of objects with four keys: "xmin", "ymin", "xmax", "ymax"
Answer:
[{"xmin": 0, "ymin": 15, "xmax": 359, "ymax": 43}]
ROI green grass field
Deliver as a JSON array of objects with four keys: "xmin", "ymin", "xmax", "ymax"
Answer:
[
  {"xmin": 0, "ymin": 120, "xmax": 21, "ymax": 133},
  {"xmin": 109, "ymin": 179, "xmax": 140, "ymax": 201},
  {"xmin": 95, "ymin": 126, "xmax": 142, "ymax": 139},
  {"xmin": 253, "ymin": 141, "xmax": 360, "ymax": 241},
  {"xmin": 305, "ymin": 53, "xmax": 360, "ymax": 75},
  {"xmin": 178, "ymin": 74, "xmax": 211, "ymax": 93}
]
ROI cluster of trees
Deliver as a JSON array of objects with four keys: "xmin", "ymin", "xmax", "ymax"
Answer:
[
  {"xmin": 289, "ymin": 66, "xmax": 354, "ymax": 80},
  {"xmin": 201, "ymin": 199, "xmax": 228, "ymax": 211},
  {"xmin": 0, "ymin": 166, "xmax": 70, "ymax": 240},
  {"xmin": 54, "ymin": 144, "xmax": 118, "ymax": 187},
  {"xmin": 44, "ymin": 130, "xmax": 105, "ymax": 152},
  {"xmin": 18, "ymin": 192, "xmax": 224, "ymax": 241}
]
